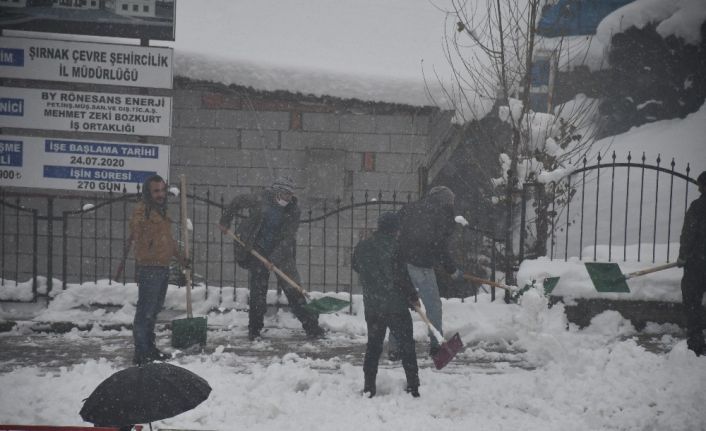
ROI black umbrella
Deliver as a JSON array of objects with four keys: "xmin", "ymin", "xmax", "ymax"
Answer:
[{"xmin": 80, "ymin": 362, "xmax": 211, "ymax": 427}]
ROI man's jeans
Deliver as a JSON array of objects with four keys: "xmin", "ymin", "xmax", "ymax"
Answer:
[
  {"xmin": 389, "ymin": 263, "xmax": 443, "ymax": 352},
  {"xmin": 133, "ymin": 266, "xmax": 169, "ymax": 357}
]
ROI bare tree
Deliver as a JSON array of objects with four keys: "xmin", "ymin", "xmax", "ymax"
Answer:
[{"xmin": 427, "ymin": 0, "xmax": 602, "ymax": 283}]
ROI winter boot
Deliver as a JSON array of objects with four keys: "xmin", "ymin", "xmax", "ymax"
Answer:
[
  {"xmin": 406, "ymin": 385, "xmax": 420, "ymax": 398},
  {"xmin": 148, "ymin": 346, "xmax": 171, "ymax": 361},
  {"xmin": 305, "ymin": 325, "xmax": 326, "ymax": 339},
  {"xmin": 363, "ymin": 374, "xmax": 376, "ymax": 398},
  {"xmin": 132, "ymin": 351, "xmax": 153, "ymax": 366},
  {"xmin": 248, "ymin": 329, "xmax": 261, "ymax": 341}
]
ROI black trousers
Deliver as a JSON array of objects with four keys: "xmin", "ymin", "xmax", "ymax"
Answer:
[
  {"xmin": 363, "ymin": 310, "xmax": 419, "ymax": 388},
  {"xmin": 247, "ymin": 254, "xmax": 319, "ymax": 335},
  {"xmin": 681, "ymin": 266, "xmax": 706, "ymax": 353}
]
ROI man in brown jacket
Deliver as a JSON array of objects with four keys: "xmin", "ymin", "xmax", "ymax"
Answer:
[{"xmin": 129, "ymin": 175, "xmax": 187, "ymax": 365}]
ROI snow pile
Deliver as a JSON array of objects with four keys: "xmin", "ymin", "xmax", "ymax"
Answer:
[
  {"xmin": 1, "ymin": 290, "xmax": 705, "ymax": 430},
  {"xmin": 517, "ymin": 251, "xmax": 683, "ymax": 303},
  {"xmin": 539, "ymin": 0, "xmax": 705, "ymax": 73},
  {"xmin": 597, "ymin": 0, "xmax": 706, "ymax": 46}
]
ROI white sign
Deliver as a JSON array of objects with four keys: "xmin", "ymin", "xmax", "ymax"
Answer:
[
  {"xmin": 0, "ymin": 36, "xmax": 173, "ymax": 89},
  {"xmin": 0, "ymin": 87, "xmax": 172, "ymax": 137},
  {"xmin": 0, "ymin": 135, "xmax": 170, "ymax": 193}
]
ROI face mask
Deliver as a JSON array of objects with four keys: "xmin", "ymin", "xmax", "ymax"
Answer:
[{"xmin": 276, "ymin": 197, "xmax": 289, "ymax": 207}]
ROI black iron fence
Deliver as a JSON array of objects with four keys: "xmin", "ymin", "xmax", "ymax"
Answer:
[
  {"xmin": 0, "ymin": 188, "xmax": 501, "ymax": 304},
  {"xmin": 518, "ymin": 151, "xmax": 698, "ymax": 263}
]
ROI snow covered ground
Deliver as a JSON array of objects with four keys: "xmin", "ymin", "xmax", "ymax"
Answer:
[{"xmin": 1, "ymin": 276, "xmax": 705, "ymax": 430}]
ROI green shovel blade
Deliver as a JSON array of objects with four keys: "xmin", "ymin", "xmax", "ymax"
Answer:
[
  {"xmin": 171, "ymin": 316, "xmax": 208, "ymax": 348},
  {"xmin": 584, "ymin": 262, "xmax": 631, "ymax": 293},
  {"xmin": 543, "ymin": 277, "xmax": 560, "ymax": 295},
  {"xmin": 302, "ymin": 296, "xmax": 350, "ymax": 314}
]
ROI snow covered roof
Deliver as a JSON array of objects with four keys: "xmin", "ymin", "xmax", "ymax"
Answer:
[
  {"xmin": 540, "ymin": 0, "xmax": 706, "ymax": 73},
  {"xmin": 172, "ymin": 0, "xmax": 453, "ymax": 108}
]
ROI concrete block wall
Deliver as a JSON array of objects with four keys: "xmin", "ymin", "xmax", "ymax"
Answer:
[
  {"xmin": 164, "ymin": 80, "xmax": 452, "ymax": 293},
  {"xmin": 0, "ymin": 78, "xmax": 455, "ymax": 297}
]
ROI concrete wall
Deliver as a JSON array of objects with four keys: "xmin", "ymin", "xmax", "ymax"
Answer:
[{"xmin": 0, "ymin": 78, "xmax": 455, "ymax": 296}]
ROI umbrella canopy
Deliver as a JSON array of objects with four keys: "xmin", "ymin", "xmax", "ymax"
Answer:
[{"xmin": 80, "ymin": 363, "xmax": 211, "ymax": 427}]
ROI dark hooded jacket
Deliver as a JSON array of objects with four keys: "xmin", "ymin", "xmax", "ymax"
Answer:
[
  {"xmin": 397, "ymin": 196, "xmax": 457, "ymax": 273},
  {"xmin": 219, "ymin": 189, "xmax": 300, "ymax": 264},
  {"xmin": 353, "ymin": 231, "xmax": 417, "ymax": 314},
  {"xmin": 679, "ymin": 193, "xmax": 706, "ymax": 268}
]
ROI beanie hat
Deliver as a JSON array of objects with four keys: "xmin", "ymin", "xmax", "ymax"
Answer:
[
  {"xmin": 377, "ymin": 211, "xmax": 400, "ymax": 234},
  {"xmin": 697, "ymin": 171, "xmax": 706, "ymax": 187},
  {"xmin": 427, "ymin": 185, "xmax": 455, "ymax": 206},
  {"xmin": 272, "ymin": 176, "xmax": 296, "ymax": 194}
]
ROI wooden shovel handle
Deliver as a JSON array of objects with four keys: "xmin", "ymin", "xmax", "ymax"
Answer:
[
  {"xmin": 413, "ymin": 304, "xmax": 445, "ymax": 343},
  {"xmin": 462, "ymin": 273, "xmax": 516, "ymax": 291},
  {"xmin": 221, "ymin": 227, "xmax": 310, "ymax": 298},
  {"xmin": 624, "ymin": 261, "xmax": 679, "ymax": 280},
  {"xmin": 180, "ymin": 175, "xmax": 193, "ymax": 318}
]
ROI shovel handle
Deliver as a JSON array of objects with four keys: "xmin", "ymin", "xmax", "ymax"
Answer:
[
  {"xmin": 463, "ymin": 273, "xmax": 516, "ymax": 292},
  {"xmin": 180, "ymin": 175, "xmax": 193, "ymax": 318},
  {"xmin": 113, "ymin": 235, "xmax": 133, "ymax": 282},
  {"xmin": 624, "ymin": 261, "xmax": 679, "ymax": 280},
  {"xmin": 413, "ymin": 303, "xmax": 445, "ymax": 343},
  {"xmin": 221, "ymin": 227, "xmax": 310, "ymax": 299}
]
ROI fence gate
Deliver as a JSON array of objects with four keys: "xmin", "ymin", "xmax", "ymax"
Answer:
[{"xmin": 519, "ymin": 152, "xmax": 699, "ymax": 263}]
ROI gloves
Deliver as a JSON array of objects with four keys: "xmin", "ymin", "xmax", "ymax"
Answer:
[
  {"xmin": 451, "ymin": 268, "xmax": 464, "ymax": 281},
  {"xmin": 676, "ymin": 258, "xmax": 686, "ymax": 268}
]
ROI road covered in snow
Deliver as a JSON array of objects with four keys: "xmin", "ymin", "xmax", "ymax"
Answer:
[{"xmin": 0, "ymin": 284, "xmax": 704, "ymax": 431}]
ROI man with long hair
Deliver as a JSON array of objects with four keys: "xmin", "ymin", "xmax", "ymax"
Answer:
[{"xmin": 128, "ymin": 175, "xmax": 187, "ymax": 365}]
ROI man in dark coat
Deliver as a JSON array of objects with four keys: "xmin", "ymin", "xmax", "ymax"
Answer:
[
  {"xmin": 353, "ymin": 212, "xmax": 420, "ymax": 398},
  {"xmin": 390, "ymin": 186, "xmax": 463, "ymax": 357},
  {"xmin": 219, "ymin": 176, "xmax": 324, "ymax": 340},
  {"xmin": 678, "ymin": 171, "xmax": 706, "ymax": 356}
]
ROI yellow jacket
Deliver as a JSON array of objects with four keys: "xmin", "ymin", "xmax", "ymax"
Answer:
[{"xmin": 129, "ymin": 201, "xmax": 178, "ymax": 267}]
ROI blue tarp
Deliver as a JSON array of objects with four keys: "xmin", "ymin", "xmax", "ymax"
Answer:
[{"xmin": 537, "ymin": 0, "xmax": 635, "ymax": 37}]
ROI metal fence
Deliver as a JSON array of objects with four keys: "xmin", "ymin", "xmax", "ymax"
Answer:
[
  {"xmin": 518, "ymin": 151, "xmax": 699, "ymax": 263},
  {"xmin": 0, "ymin": 188, "xmax": 501, "ymax": 304}
]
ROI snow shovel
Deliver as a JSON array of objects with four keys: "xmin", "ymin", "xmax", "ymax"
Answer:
[
  {"xmin": 463, "ymin": 273, "xmax": 518, "ymax": 293},
  {"xmin": 221, "ymin": 227, "xmax": 349, "ymax": 314},
  {"xmin": 585, "ymin": 261, "xmax": 679, "ymax": 293},
  {"xmin": 464, "ymin": 272, "xmax": 560, "ymax": 296},
  {"xmin": 171, "ymin": 175, "xmax": 208, "ymax": 349},
  {"xmin": 413, "ymin": 302, "xmax": 463, "ymax": 370}
]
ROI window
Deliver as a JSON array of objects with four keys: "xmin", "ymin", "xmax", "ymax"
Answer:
[
  {"xmin": 91, "ymin": 0, "xmax": 96, "ymax": 5},
  {"xmin": 143, "ymin": 5, "xmax": 148, "ymax": 11},
  {"xmin": 133, "ymin": 4, "xmax": 138, "ymax": 11},
  {"xmin": 122, "ymin": 3, "xmax": 127, "ymax": 10}
]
